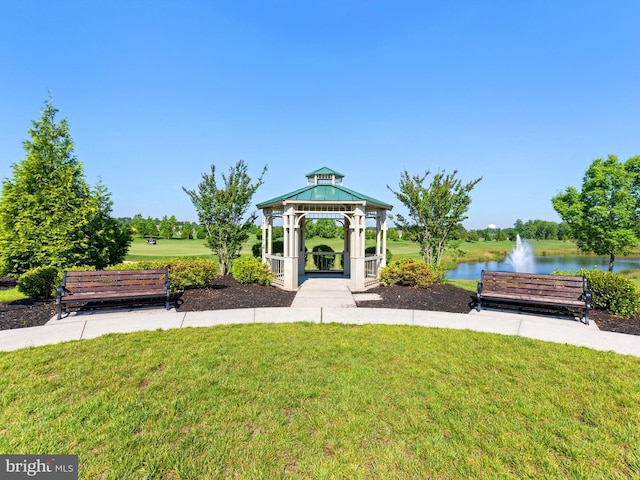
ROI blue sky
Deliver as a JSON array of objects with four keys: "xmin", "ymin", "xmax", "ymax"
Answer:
[{"xmin": 1, "ymin": 1, "xmax": 639, "ymax": 230}]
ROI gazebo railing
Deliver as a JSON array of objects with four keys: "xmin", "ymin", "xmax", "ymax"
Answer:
[
  {"xmin": 364, "ymin": 254, "xmax": 384, "ymax": 287},
  {"xmin": 264, "ymin": 254, "xmax": 285, "ymax": 287},
  {"xmin": 305, "ymin": 251, "xmax": 344, "ymax": 273}
]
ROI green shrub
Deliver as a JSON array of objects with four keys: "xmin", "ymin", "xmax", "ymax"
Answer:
[
  {"xmin": 17, "ymin": 266, "xmax": 60, "ymax": 298},
  {"xmin": 553, "ymin": 267, "xmax": 640, "ymax": 316},
  {"xmin": 158, "ymin": 259, "xmax": 218, "ymax": 290},
  {"xmin": 311, "ymin": 244, "xmax": 336, "ymax": 270},
  {"xmin": 379, "ymin": 258, "xmax": 442, "ymax": 288},
  {"xmin": 106, "ymin": 259, "xmax": 218, "ymax": 291},
  {"xmin": 232, "ymin": 256, "xmax": 274, "ymax": 286}
]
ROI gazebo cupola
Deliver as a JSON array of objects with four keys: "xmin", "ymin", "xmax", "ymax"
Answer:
[
  {"xmin": 307, "ymin": 167, "xmax": 344, "ymax": 186},
  {"xmin": 256, "ymin": 167, "xmax": 393, "ymax": 291}
]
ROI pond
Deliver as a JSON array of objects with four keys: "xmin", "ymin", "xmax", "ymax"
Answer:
[{"xmin": 446, "ymin": 255, "xmax": 640, "ymax": 280}]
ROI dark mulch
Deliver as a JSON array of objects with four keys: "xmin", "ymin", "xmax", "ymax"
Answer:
[
  {"xmin": 356, "ymin": 283, "xmax": 474, "ymax": 314},
  {"xmin": 175, "ymin": 274, "xmax": 298, "ymax": 311},
  {"xmin": 1, "ymin": 275, "xmax": 639, "ymax": 336}
]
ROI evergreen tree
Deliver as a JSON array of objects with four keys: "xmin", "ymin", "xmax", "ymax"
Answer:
[
  {"xmin": 84, "ymin": 181, "xmax": 133, "ymax": 269},
  {"xmin": 0, "ymin": 98, "xmax": 131, "ymax": 274}
]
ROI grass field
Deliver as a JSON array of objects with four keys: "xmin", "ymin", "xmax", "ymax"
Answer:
[
  {"xmin": 0, "ymin": 288, "xmax": 26, "ymax": 302},
  {"xmin": 1, "ymin": 323, "xmax": 639, "ymax": 478},
  {"xmin": 126, "ymin": 236, "xmax": 587, "ymax": 264}
]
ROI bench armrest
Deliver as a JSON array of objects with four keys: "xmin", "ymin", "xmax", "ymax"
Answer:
[
  {"xmin": 477, "ymin": 281, "xmax": 483, "ymax": 294},
  {"xmin": 56, "ymin": 285, "xmax": 66, "ymax": 300}
]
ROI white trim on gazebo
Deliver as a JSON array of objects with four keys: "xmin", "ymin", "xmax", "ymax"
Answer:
[{"xmin": 256, "ymin": 168, "xmax": 392, "ymax": 291}]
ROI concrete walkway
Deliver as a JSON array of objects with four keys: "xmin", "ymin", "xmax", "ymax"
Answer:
[
  {"xmin": 1, "ymin": 306, "xmax": 639, "ymax": 357},
  {"xmin": 291, "ymin": 277, "xmax": 356, "ymax": 308},
  {"xmin": 0, "ymin": 279, "xmax": 639, "ymax": 358}
]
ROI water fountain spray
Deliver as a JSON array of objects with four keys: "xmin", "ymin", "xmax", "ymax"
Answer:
[{"xmin": 506, "ymin": 235, "xmax": 535, "ymax": 273}]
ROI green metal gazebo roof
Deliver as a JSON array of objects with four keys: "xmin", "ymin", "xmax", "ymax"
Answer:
[{"xmin": 256, "ymin": 168, "xmax": 393, "ymax": 210}]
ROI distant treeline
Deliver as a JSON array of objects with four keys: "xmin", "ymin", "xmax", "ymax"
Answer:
[
  {"xmin": 459, "ymin": 219, "xmax": 571, "ymax": 242},
  {"xmin": 119, "ymin": 215, "xmax": 568, "ymax": 243}
]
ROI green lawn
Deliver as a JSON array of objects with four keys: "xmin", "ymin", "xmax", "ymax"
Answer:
[
  {"xmin": 0, "ymin": 288, "xmax": 26, "ymax": 302},
  {"xmin": 125, "ymin": 236, "xmax": 421, "ymax": 262},
  {"xmin": 126, "ymin": 237, "xmax": 584, "ymax": 264},
  {"xmin": 126, "ymin": 237, "xmax": 217, "ymax": 261},
  {"xmin": 1, "ymin": 324, "xmax": 639, "ymax": 478}
]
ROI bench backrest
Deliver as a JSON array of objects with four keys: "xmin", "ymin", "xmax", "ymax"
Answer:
[
  {"xmin": 481, "ymin": 271, "xmax": 586, "ymax": 300},
  {"xmin": 63, "ymin": 269, "xmax": 168, "ymax": 294}
]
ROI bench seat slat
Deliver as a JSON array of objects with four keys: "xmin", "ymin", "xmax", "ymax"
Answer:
[
  {"xmin": 483, "ymin": 287, "xmax": 584, "ymax": 299},
  {"xmin": 480, "ymin": 291, "xmax": 585, "ymax": 307},
  {"xmin": 67, "ymin": 282, "xmax": 167, "ymax": 291},
  {"xmin": 60, "ymin": 289, "xmax": 167, "ymax": 303},
  {"xmin": 56, "ymin": 269, "xmax": 170, "ymax": 319},
  {"xmin": 476, "ymin": 270, "xmax": 590, "ymax": 324}
]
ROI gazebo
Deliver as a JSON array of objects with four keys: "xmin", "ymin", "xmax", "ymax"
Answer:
[{"xmin": 256, "ymin": 167, "xmax": 393, "ymax": 291}]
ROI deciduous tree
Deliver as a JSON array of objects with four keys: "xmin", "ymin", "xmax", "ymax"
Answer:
[
  {"xmin": 144, "ymin": 217, "xmax": 158, "ymax": 238},
  {"xmin": 552, "ymin": 154, "xmax": 640, "ymax": 271},
  {"xmin": 183, "ymin": 160, "xmax": 266, "ymax": 274},
  {"xmin": 158, "ymin": 215, "xmax": 177, "ymax": 239},
  {"xmin": 388, "ymin": 169, "xmax": 481, "ymax": 266},
  {"xmin": 131, "ymin": 213, "xmax": 147, "ymax": 238},
  {"xmin": 180, "ymin": 221, "xmax": 194, "ymax": 239}
]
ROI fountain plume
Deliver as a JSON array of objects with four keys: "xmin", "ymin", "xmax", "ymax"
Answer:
[{"xmin": 507, "ymin": 235, "xmax": 535, "ymax": 273}]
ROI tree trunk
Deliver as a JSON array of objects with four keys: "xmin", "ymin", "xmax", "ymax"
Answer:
[{"xmin": 609, "ymin": 253, "xmax": 615, "ymax": 272}]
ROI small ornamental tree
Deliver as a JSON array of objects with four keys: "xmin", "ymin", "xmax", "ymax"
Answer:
[
  {"xmin": 0, "ymin": 97, "xmax": 131, "ymax": 275},
  {"xmin": 183, "ymin": 160, "xmax": 267, "ymax": 275},
  {"xmin": 552, "ymin": 154, "xmax": 640, "ymax": 271},
  {"xmin": 388, "ymin": 169, "xmax": 481, "ymax": 266}
]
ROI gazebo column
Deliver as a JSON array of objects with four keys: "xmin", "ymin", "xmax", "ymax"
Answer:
[
  {"xmin": 349, "ymin": 206, "xmax": 366, "ymax": 291},
  {"xmin": 342, "ymin": 217, "xmax": 350, "ymax": 275},
  {"xmin": 377, "ymin": 210, "xmax": 388, "ymax": 267},
  {"xmin": 281, "ymin": 205, "xmax": 299, "ymax": 290},
  {"xmin": 298, "ymin": 215, "xmax": 307, "ymax": 274},
  {"xmin": 261, "ymin": 210, "xmax": 272, "ymax": 261}
]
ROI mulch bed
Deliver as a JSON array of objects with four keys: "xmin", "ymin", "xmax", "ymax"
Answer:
[{"xmin": 1, "ymin": 275, "xmax": 639, "ymax": 336}]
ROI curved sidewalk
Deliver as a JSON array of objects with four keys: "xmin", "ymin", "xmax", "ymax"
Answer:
[{"xmin": 1, "ymin": 306, "xmax": 639, "ymax": 358}]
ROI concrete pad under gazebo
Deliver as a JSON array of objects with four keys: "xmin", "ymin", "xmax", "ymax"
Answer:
[{"xmin": 256, "ymin": 167, "xmax": 393, "ymax": 291}]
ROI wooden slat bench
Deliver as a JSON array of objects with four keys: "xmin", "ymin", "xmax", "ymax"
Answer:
[
  {"xmin": 475, "ymin": 270, "xmax": 591, "ymax": 324},
  {"xmin": 56, "ymin": 269, "xmax": 171, "ymax": 319}
]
